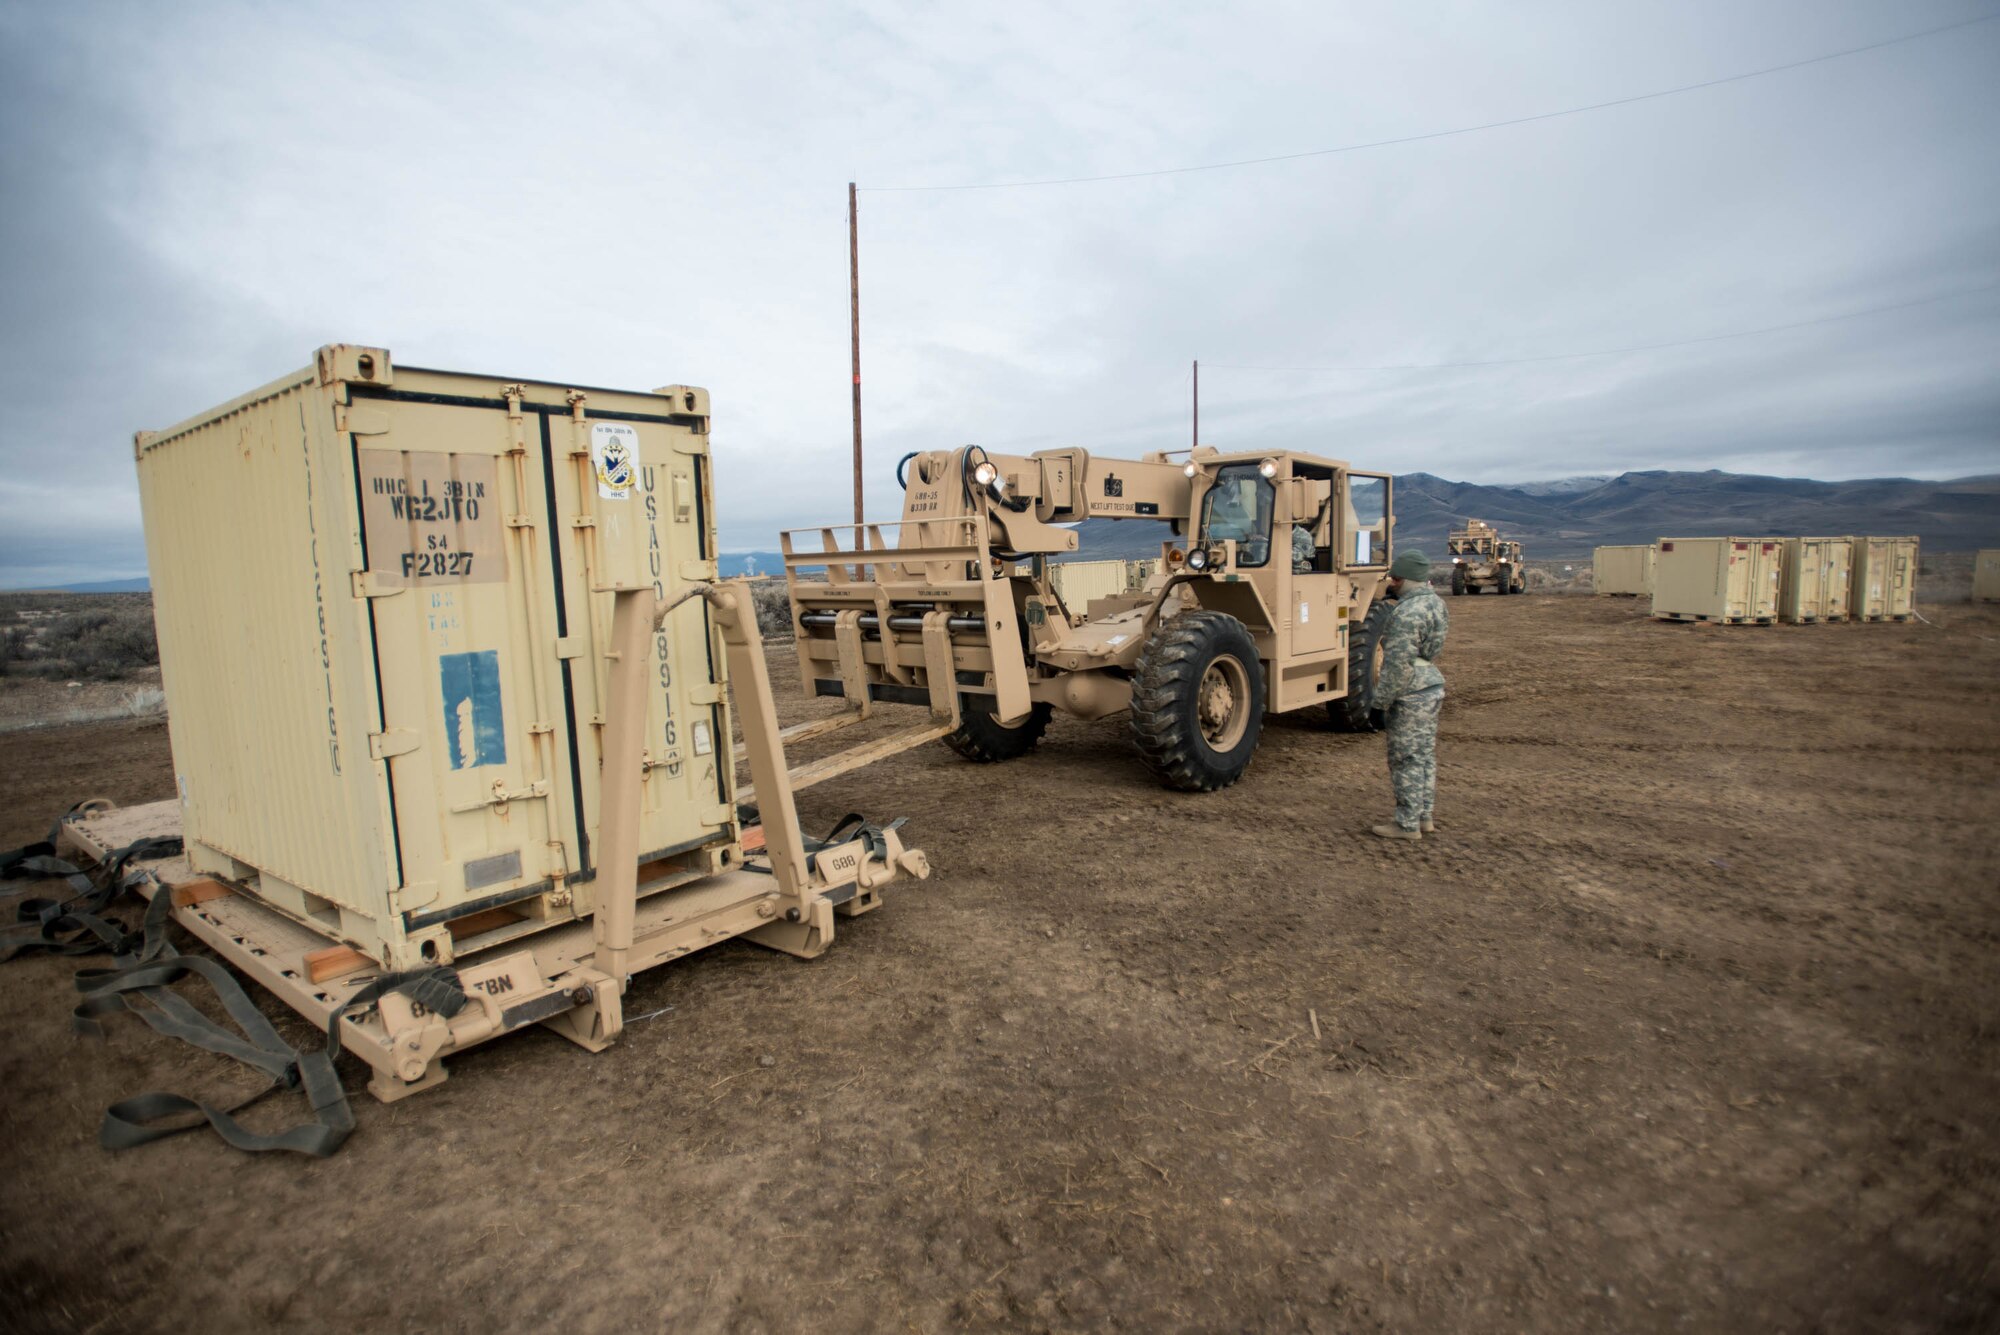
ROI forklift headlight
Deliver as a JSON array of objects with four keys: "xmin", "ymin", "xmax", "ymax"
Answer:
[
  {"xmin": 1186, "ymin": 547, "xmax": 1209, "ymax": 571},
  {"xmin": 1183, "ymin": 462, "xmax": 1198, "ymax": 478},
  {"xmin": 971, "ymin": 461, "xmax": 998, "ymax": 487},
  {"xmin": 1258, "ymin": 458, "xmax": 1279, "ymax": 478}
]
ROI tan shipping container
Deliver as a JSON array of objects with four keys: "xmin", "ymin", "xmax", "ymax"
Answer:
[
  {"xmin": 1651, "ymin": 537, "xmax": 1782, "ymax": 624},
  {"xmin": 136, "ymin": 345, "xmax": 736, "ymax": 971},
  {"xmin": 1848, "ymin": 536, "xmax": 1919, "ymax": 621},
  {"xmin": 1048, "ymin": 558, "xmax": 1133, "ymax": 613},
  {"xmin": 1778, "ymin": 537, "xmax": 1852, "ymax": 624},
  {"xmin": 1592, "ymin": 544, "xmax": 1655, "ymax": 596},
  {"xmin": 1976, "ymin": 549, "xmax": 2000, "ymax": 603}
]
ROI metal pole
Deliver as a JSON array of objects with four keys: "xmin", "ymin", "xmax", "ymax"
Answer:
[
  {"xmin": 849, "ymin": 182, "xmax": 864, "ymax": 525},
  {"xmin": 1192, "ymin": 359, "xmax": 1198, "ymax": 450}
]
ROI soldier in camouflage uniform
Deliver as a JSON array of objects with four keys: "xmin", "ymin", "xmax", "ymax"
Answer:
[{"xmin": 1368, "ymin": 550, "xmax": 1448, "ymax": 839}]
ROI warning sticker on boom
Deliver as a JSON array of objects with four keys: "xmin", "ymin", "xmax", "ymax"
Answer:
[{"xmin": 359, "ymin": 450, "xmax": 505, "ymax": 588}]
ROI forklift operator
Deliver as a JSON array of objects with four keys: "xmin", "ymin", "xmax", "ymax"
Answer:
[{"xmin": 1202, "ymin": 472, "xmax": 1271, "ymax": 566}]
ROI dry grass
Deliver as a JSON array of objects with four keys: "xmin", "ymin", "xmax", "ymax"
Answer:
[
  {"xmin": 0, "ymin": 593, "xmax": 159, "ymax": 679},
  {"xmin": 742, "ymin": 577, "xmax": 796, "ymax": 638}
]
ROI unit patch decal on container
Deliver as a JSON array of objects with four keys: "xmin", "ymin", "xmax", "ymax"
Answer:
[
  {"xmin": 439, "ymin": 649, "xmax": 507, "ymax": 770},
  {"xmin": 591, "ymin": 422, "xmax": 638, "ymax": 500},
  {"xmin": 359, "ymin": 450, "xmax": 505, "ymax": 588}
]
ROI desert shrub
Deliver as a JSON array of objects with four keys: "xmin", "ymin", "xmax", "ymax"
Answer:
[
  {"xmin": 1523, "ymin": 562, "xmax": 1592, "ymax": 595},
  {"xmin": 39, "ymin": 601, "xmax": 159, "ymax": 678},
  {"xmin": 0, "ymin": 625, "xmax": 27, "ymax": 676},
  {"xmin": 746, "ymin": 579, "xmax": 795, "ymax": 638},
  {"xmin": 121, "ymin": 686, "xmax": 167, "ymax": 716}
]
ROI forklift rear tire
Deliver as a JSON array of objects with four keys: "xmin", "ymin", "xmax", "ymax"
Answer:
[
  {"xmin": 1129, "ymin": 611, "xmax": 1265, "ymax": 791},
  {"xmin": 1330, "ymin": 598, "xmax": 1393, "ymax": 733},
  {"xmin": 1451, "ymin": 566, "xmax": 1466, "ymax": 595},
  {"xmin": 942, "ymin": 701, "xmax": 1053, "ymax": 763}
]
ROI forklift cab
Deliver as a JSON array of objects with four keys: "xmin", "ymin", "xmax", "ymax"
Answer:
[{"xmin": 1185, "ymin": 455, "xmax": 1392, "ymax": 579}]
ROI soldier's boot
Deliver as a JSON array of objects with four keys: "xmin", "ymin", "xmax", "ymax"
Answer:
[
  {"xmin": 1420, "ymin": 815, "xmax": 1435, "ymax": 834},
  {"xmin": 1370, "ymin": 823, "xmax": 1421, "ymax": 841}
]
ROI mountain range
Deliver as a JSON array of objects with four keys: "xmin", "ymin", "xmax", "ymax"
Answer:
[
  {"xmin": 1050, "ymin": 468, "xmax": 2000, "ymax": 563},
  {"xmin": 27, "ymin": 470, "xmax": 1991, "ymax": 589}
]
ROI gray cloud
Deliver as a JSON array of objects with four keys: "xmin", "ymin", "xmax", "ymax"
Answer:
[{"xmin": 2, "ymin": 0, "xmax": 1996, "ymax": 584}]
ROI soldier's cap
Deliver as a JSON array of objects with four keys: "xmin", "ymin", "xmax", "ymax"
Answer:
[{"xmin": 1388, "ymin": 550, "xmax": 1431, "ymax": 581}]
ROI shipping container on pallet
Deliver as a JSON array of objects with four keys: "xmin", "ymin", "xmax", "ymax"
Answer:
[
  {"xmin": 1651, "ymin": 538, "xmax": 1782, "ymax": 624},
  {"xmin": 1848, "ymin": 536, "xmax": 1919, "ymax": 621},
  {"xmin": 1976, "ymin": 549, "xmax": 2000, "ymax": 603},
  {"xmin": 127, "ymin": 345, "xmax": 928, "ymax": 1103},
  {"xmin": 1778, "ymin": 537, "xmax": 1852, "ymax": 624},
  {"xmin": 1592, "ymin": 544, "xmax": 1655, "ymax": 597},
  {"xmin": 1048, "ymin": 559, "xmax": 1137, "ymax": 617}
]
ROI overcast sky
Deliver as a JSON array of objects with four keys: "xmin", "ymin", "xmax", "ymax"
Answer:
[{"xmin": 2, "ymin": 1, "xmax": 1996, "ymax": 585}]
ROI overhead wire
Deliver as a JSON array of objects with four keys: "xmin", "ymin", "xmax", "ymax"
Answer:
[{"xmin": 861, "ymin": 12, "xmax": 1999, "ymax": 192}]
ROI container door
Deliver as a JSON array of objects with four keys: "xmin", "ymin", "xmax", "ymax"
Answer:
[
  {"xmin": 1859, "ymin": 541, "xmax": 1885, "ymax": 615},
  {"xmin": 1792, "ymin": 541, "xmax": 1815, "ymax": 616},
  {"xmin": 543, "ymin": 407, "xmax": 734, "ymax": 893},
  {"xmin": 1723, "ymin": 542, "xmax": 1749, "ymax": 619},
  {"xmin": 1889, "ymin": 541, "xmax": 1916, "ymax": 615},
  {"xmin": 1754, "ymin": 542, "xmax": 1781, "ymax": 618},
  {"xmin": 354, "ymin": 401, "xmax": 562, "ymax": 929}
]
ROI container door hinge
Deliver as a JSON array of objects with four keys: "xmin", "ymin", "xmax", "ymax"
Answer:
[
  {"xmin": 369, "ymin": 729, "xmax": 421, "ymax": 760},
  {"xmin": 690, "ymin": 684, "xmax": 722, "ymax": 706},
  {"xmin": 679, "ymin": 560, "xmax": 717, "ymax": 582},
  {"xmin": 352, "ymin": 571, "xmax": 407, "ymax": 599},
  {"xmin": 554, "ymin": 637, "xmax": 586, "ymax": 660},
  {"xmin": 702, "ymin": 804, "xmax": 732, "ymax": 827}
]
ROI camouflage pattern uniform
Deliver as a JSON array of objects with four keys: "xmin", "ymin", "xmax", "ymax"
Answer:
[
  {"xmin": 1292, "ymin": 525, "xmax": 1314, "ymax": 572},
  {"xmin": 1372, "ymin": 581, "xmax": 1448, "ymax": 831}
]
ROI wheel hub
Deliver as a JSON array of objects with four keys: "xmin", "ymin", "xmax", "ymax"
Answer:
[
  {"xmin": 1199, "ymin": 668, "xmax": 1235, "ymax": 734},
  {"xmin": 1195, "ymin": 655, "xmax": 1252, "ymax": 750}
]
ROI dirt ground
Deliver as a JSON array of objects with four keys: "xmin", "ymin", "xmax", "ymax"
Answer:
[{"xmin": 3, "ymin": 596, "xmax": 1998, "ymax": 1333}]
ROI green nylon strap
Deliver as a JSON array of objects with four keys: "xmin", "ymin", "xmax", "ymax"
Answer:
[
  {"xmin": 2, "ymin": 828, "xmax": 184, "ymax": 962},
  {"xmin": 4, "ymin": 805, "xmax": 358, "ymax": 1156},
  {"xmin": 69, "ymin": 890, "xmax": 358, "ymax": 1157}
]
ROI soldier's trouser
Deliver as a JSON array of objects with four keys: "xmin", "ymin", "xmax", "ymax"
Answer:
[{"xmin": 1386, "ymin": 686, "xmax": 1445, "ymax": 831}]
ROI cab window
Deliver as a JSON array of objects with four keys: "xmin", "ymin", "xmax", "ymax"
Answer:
[
  {"xmin": 1345, "ymin": 474, "xmax": 1390, "ymax": 567},
  {"xmin": 1199, "ymin": 464, "xmax": 1274, "ymax": 567}
]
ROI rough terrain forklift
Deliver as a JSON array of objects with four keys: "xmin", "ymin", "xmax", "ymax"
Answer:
[
  {"xmin": 1447, "ymin": 519, "xmax": 1524, "ymax": 595},
  {"xmin": 773, "ymin": 445, "xmax": 1401, "ymax": 792}
]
